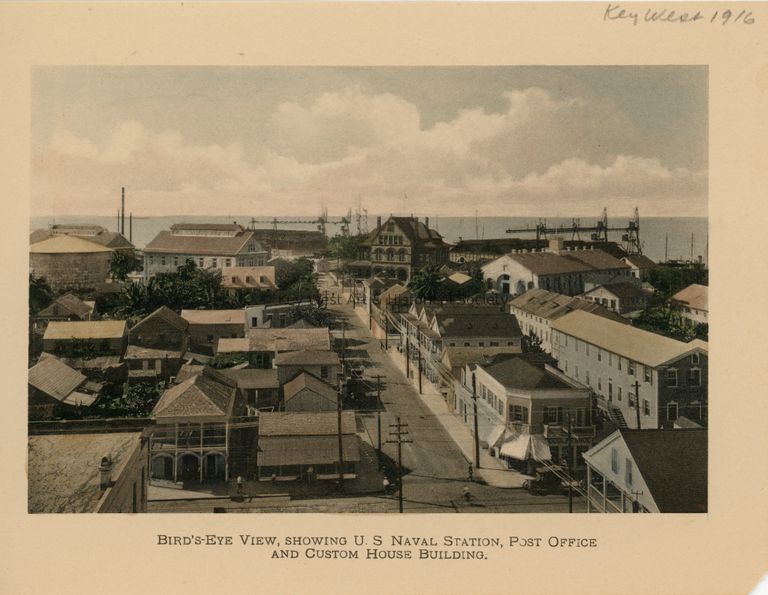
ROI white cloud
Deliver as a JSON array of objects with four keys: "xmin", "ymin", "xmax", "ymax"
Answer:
[{"xmin": 33, "ymin": 86, "xmax": 707, "ymax": 217}]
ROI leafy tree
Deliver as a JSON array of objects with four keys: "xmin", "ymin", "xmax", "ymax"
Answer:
[
  {"xmin": 90, "ymin": 382, "xmax": 160, "ymax": 418},
  {"xmin": 522, "ymin": 332, "xmax": 544, "ymax": 354},
  {"xmin": 408, "ymin": 264, "xmax": 443, "ymax": 301},
  {"xmin": 29, "ymin": 274, "xmax": 54, "ymax": 314},
  {"xmin": 210, "ymin": 352, "xmax": 250, "ymax": 369},
  {"xmin": 328, "ymin": 234, "xmax": 367, "ymax": 260},
  {"xmin": 633, "ymin": 304, "xmax": 700, "ymax": 342},
  {"xmin": 109, "ymin": 251, "xmax": 142, "ymax": 282}
]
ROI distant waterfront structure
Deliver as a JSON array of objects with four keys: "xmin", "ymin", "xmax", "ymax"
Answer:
[{"xmin": 142, "ymin": 222, "xmax": 269, "ymax": 278}]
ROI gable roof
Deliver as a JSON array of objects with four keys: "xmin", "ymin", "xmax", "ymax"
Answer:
[
  {"xmin": 503, "ymin": 249, "xmax": 628, "ymax": 276},
  {"xmin": 43, "ymin": 320, "xmax": 127, "ymax": 341},
  {"xmin": 153, "ymin": 367, "xmax": 238, "ymax": 418},
  {"xmin": 480, "ymin": 355, "xmax": 574, "ymax": 391},
  {"xmin": 30, "ymin": 235, "xmax": 113, "ymax": 254},
  {"xmin": 622, "ymin": 253, "xmax": 658, "ymax": 269},
  {"xmin": 510, "ymin": 288, "xmax": 632, "ymax": 324},
  {"xmin": 28, "ymin": 356, "xmax": 86, "ymax": 401},
  {"xmin": 283, "ymin": 372, "xmax": 338, "ymax": 403},
  {"xmin": 442, "ymin": 345, "xmax": 523, "ymax": 370},
  {"xmin": 258, "ymin": 411, "xmax": 356, "ymax": 436},
  {"xmin": 219, "ymin": 368, "xmax": 280, "ymax": 390},
  {"xmin": 367, "ymin": 216, "xmax": 447, "ymax": 247},
  {"xmin": 552, "ymin": 310, "xmax": 707, "ymax": 367},
  {"xmin": 249, "ymin": 328, "xmax": 332, "ymax": 352},
  {"xmin": 181, "ymin": 309, "xmax": 245, "ymax": 325},
  {"xmin": 621, "ymin": 429, "xmax": 707, "ymax": 513},
  {"xmin": 144, "ymin": 228, "xmax": 259, "ymax": 256},
  {"xmin": 132, "ymin": 305, "xmax": 188, "ymax": 333},
  {"xmin": 434, "ymin": 311, "xmax": 522, "ymax": 338},
  {"xmin": 36, "ymin": 293, "xmax": 94, "ymax": 319},
  {"xmin": 583, "ymin": 282, "xmax": 647, "ymax": 300},
  {"xmin": 671, "ymin": 284, "xmax": 708, "ymax": 312},
  {"xmin": 274, "ymin": 349, "xmax": 340, "ymax": 367},
  {"xmin": 30, "ymin": 226, "xmax": 134, "ymax": 250}
]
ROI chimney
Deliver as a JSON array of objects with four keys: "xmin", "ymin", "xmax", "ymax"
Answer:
[
  {"xmin": 425, "ymin": 216, "xmax": 430, "ymax": 228},
  {"xmin": 548, "ymin": 237, "xmax": 565, "ymax": 253},
  {"xmin": 376, "ymin": 216, "xmax": 382, "ymax": 231},
  {"xmin": 99, "ymin": 456, "xmax": 113, "ymax": 490}
]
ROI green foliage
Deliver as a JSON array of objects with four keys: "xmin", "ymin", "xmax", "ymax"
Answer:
[
  {"xmin": 633, "ymin": 304, "xmax": 706, "ymax": 342},
  {"xmin": 646, "ymin": 263, "xmax": 708, "ymax": 302},
  {"xmin": 328, "ymin": 234, "xmax": 367, "ymax": 260},
  {"xmin": 29, "ymin": 274, "xmax": 54, "ymax": 315},
  {"xmin": 289, "ymin": 304, "xmax": 331, "ymax": 327},
  {"xmin": 522, "ymin": 332, "xmax": 544, "ymax": 354},
  {"xmin": 408, "ymin": 264, "xmax": 443, "ymax": 300},
  {"xmin": 89, "ymin": 382, "xmax": 160, "ymax": 418},
  {"xmin": 109, "ymin": 251, "xmax": 142, "ymax": 282},
  {"xmin": 210, "ymin": 352, "xmax": 250, "ymax": 369}
]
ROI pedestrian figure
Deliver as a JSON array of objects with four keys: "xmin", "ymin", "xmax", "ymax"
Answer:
[
  {"xmin": 468, "ymin": 463, "xmax": 474, "ymax": 482},
  {"xmin": 382, "ymin": 478, "xmax": 390, "ymax": 493},
  {"xmin": 236, "ymin": 475, "xmax": 243, "ymax": 497},
  {"xmin": 463, "ymin": 486, "xmax": 472, "ymax": 502}
]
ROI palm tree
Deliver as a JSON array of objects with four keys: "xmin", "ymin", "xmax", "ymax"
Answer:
[{"xmin": 408, "ymin": 264, "xmax": 443, "ymax": 301}]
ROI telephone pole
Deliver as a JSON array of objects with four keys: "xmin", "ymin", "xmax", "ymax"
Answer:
[
  {"xmin": 417, "ymin": 342, "xmax": 423, "ymax": 395},
  {"xmin": 371, "ymin": 374, "xmax": 385, "ymax": 457},
  {"xmin": 336, "ymin": 379, "xmax": 346, "ymax": 493},
  {"xmin": 386, "ymin": 417, "xmax": 412, "ymax": 513},
  {"xmin": 405, "ymin": 335, "xmax": 410, "ymax": 379},
  {"xmin": 566, "ymin": 414, "xmax": 573, "ymax": 513},
  {"xmin": 634, "ymin": 380, "xmax": 641, "ymax": 430},
  {"xmin": 471, "ymin": 372, "xmax": 480, "ymax": 470}
]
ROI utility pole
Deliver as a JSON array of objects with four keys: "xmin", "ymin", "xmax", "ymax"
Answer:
[
  {"xmin": 417, "ymin": 338, "xmax": 423, "ymax": 395},
  {"xmin": 386, "ymin": 417, "xmax": 412, "ymax": 513},
  {"xmin": 384, "ymin": 312, "xmax": 389, "ymax": 350},
  {"xmin": 567, "ymin": 413, "xmax": 573, "ymax": 513},
  {"xmin": 634, "ymin": 380, "xmax": 641, "ymax": 430},
  {"xmin": 471, "ymin": 371, "xmax": 480, "ymax": 471},
  {"xmin": 336, "ymin": 379, "xmax": 346, "ymax": 493},
  {"xmin": 372, "ymin": 374, "xmax": 385, "ymax": 458},
  {"xmin": 405, "ymin": 335, "xmax": 410, "ymax": 379}
]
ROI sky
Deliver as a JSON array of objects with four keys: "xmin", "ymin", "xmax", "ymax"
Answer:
[{"xmin": 31, "ymin": 66, "xmax": 708, "ymax": 218}]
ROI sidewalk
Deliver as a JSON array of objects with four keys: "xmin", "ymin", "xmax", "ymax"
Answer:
[{"xmin": 385, "ymin": 347, "xmax": 528, "ymax": 489}]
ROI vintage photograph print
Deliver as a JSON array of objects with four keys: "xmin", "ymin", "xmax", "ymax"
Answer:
[{"xmin": 28, "ymin": 66, "xmax": 708, "ymax": 514}]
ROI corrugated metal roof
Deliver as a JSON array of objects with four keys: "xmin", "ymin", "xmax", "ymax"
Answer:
[
  {"xmin": 505, "ymin": 249, "xmax": 627, "ymax": 276},
  {"xmin": 144, "ymin": 229, "xmax": 258, "ymax": 256},
  {"xmin": 44, "ymin": 320, "xmax": 127, "ymax": 340},
  {"xmin": 259, "ymin": 411, "xmax": 356, "ymax": 436},
  {"xmin": 671, "ymin": 284, "xmax": 708, "ymax": 312},
  {"xmin": 181, "ymin": 309, "xmax": 245, "ymax": 325},
  {"xmin": 551, "ymin": 310, "xmax": 707, "ymax": 367},
  {"xmin": 30, "ymin": 235, "xmax": 113, "ymax": 254},
  {"xmin": 257, "ymin": 435, "xmax": 360, "ymax": 466},
  {"xmin": 28, "ymin": 357, "xmax": 86, "ymax": 401}
]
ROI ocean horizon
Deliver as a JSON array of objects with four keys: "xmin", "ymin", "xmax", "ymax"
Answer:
[{"xmin": 30, "ymin": 214, "xmax": 709, "ymax": 265}]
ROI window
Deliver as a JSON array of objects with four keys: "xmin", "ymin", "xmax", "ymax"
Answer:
[
  {"xmin": 598, "ymin": 377, "xmax": 602, "ymax": 391},
  {"xmin": 586, "ymin": 343, "xmax": 590, "ymax": 356},
  {"xmin": 463, "ymin": 342, "xmax": 470, "ymax": 347},
  {"xmin": 625, "ymin": 459, "xmax": 633, "ymax": 486},
  {"xmin": 490, "ymin": 342, "xmax": 498, "ymax": 347},
  {"xmin": 643, "ymin": 400, "xmax": 650, "ymax": 416},
  {"xmin": 509, "ymin": 405, "xmax": 529, "ymax": 423},
  {"xmin": 212, "ymin": 258, "xmax": 218, "ymax": 267},
  {"xmin": 478, "ymin": 342, "xmax": 485, "ymax": 347},
  {"xmin": 666, "ymin": 369, "xmax": 678, "ymax": 387},
  {"xmin": 644, "ymin": 366, "xmax": 652, "ymax": 383},
  {"xmin": 160, "ymin": 256, "xmax": 166, "ymax": 266},
  {"xmin": 544, "ymin": 406, "xmax": 563, "ymax": 424},
  {"xmin": 251, "ymin": 317, "xmax": 258, "ymax": 327},
  {"xmin": 618, "ymin": 357, "xmax": 622, "ymax": 371},
  {"xmin": 688, "ymin": 368, "xmax": 701, "ymax": 386},
  {"xmin": 667, "ymin": 402, "xmax": 678, "ymax": 421},
  {"xmin": 586, "ymin": 371, "xmax": 590, "ymax": 386},
  {"xmin": 608, "ymin": 379, "xmax": 613, "ymax": 400},
  {"xmin": 611, "ymin": 448, "xmax": 619, "ymax": 473},
  {"xmin": 198, "ymin": 257, "xmax": 204, "ymax": 268},
  {"xmin": 173, "ymin": 256, "xmax": 179, "ymax": 267},
  {"xmin": 206, "ymin": 334, "xmax": 214, "ymax": 343},
  {"xmin": 320, "ymin": 366, "xmax": 329, "ymax": 380},
  {"xmin": 598, "ymin": 349, "xmax": 602, "ymax": 361},
  {"xmin": 618, "ymin": 387, "xmax": 622, "ymax": 401},
  {"xmin": 225, "ymin": 258, "xmax": 232, "ymax": 267},
  {"xmin": 608, "ymin": 353, "xmax": 612, "ymax": 366},
  {"xmin": 575, "ymin": 407, "xmax": 587, "ymax": 426},
  {"xmin": 575, "ymin": 365, "xmax": 579, "ymax": 380},
  {"xmin": 628, "ymin": 361, "xmax": 635, "ymax": 376}
]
